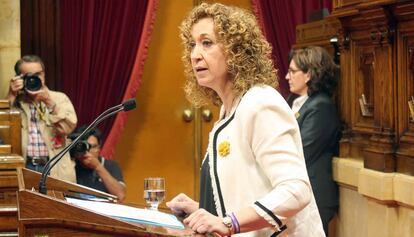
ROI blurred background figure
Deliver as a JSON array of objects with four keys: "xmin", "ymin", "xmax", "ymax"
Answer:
[
  {"xmin": 285, "ymin": 46, "xmax": 341, "ymax": 236},
  {"xmin": 70, "ymin": 125, "xmax": 126, "ymax": 202},
  {"xmin": 5, "ymin": 55, "xmax": 77, "ymax": 182}
]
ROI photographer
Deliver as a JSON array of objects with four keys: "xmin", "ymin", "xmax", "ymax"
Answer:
[
  {"xmin": 5, "ymin": 55, "xmax": 77, "ymax": 183},
  {"xmin": 71, "ymin": 126, "xmax": 126, "ymax": 201}
]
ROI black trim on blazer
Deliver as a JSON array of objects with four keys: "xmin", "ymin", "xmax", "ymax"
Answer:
[
  {"xmin": 212, "ymin": 112, "xmax": 236, "ymax": 217},
  {"xmin": 254, "ymin": 201, "xmax": 287, "ymax": 237}
]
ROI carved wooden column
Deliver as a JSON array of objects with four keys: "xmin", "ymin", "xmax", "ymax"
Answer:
[
  {"xmin": 361, "ymin": 7, "xmax": 397, "ymax": 172},
  {"xmin": 395, "ymin": 2, "xmax": 414, "ymax": 175},
  {"xmin": 336, "ymin": 29, "xmax": 352, "ymax": 158},
  {"xmin": 331, "ymin": 4, "xmax": 398, "ymax": 172}
]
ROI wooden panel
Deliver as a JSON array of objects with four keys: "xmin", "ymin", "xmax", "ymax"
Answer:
[
  {"xmin": 0, "ymin": 101, "xmax": 9, "ymax": 109},
  {"xmin": 0, "ymin": 156, "xmax": 24, "ymax": 170},
  {"xmin": 0, "ymin": 99, "xmax": 24, "ymax": 232},
  {"xmin": 298, "ymin": 0, "xmax": 414, "ymax": 174},
  {"xmin": 0, "ymin": 109, "xmax": 22, "ymax": 156},
  {"xmin": 346, "ymin": 42, "xmax": 375, "ymax": 159},
  {"xmin": 331, "ymin": 2, "xmax": 399, "ymax": 172},
  {"xmin": 296, "ymin": 19, "xmax": 340, "ymax": 47},
  {"xmin": 333, "ymin": 0, "xmax": 361, "ymax": 10},
  {"xmin": 0, "ymin": 205, "xmax": 18, "ymax": 232},
  {"xmin": 395, "ymin": 19, "xmax": 414, "ymax": 175},
  {"xmin": 332, "ymin": 0, "xmax": 399, "ymax": 14},
  {"xmin": 0, "ymin": 145, "xmax": 11, "ymax": 154},
  {"xmin": 338, "ymin": 43, "xmax": 353, "ymax": 157},
  {"xmin": 362, "ymin": 44, "xmax": 395, "ymax": 172},
  {"xmin": 353, "ymin": 45, "xmax": 375, "ymax": 128},
  {"xmin": 0, "ymin": 164, "xmax": 24, "ymax": 232}
]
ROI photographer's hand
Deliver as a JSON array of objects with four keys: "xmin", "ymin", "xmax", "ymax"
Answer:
[
  {"xmin": 28, "ymin": 86, "xmax": 57, "ymax": 113},
  {"xmin": 28, "ymin": 85, "xmax": 49, "ymax": 102},
  {"xmin": 6, "ymin": 75, "xmax": 24, "ymax": 102},
  {"xmin": 79, "ymin": 152, "xmax": 126, "ymax": 201},
  {"xmin": 79, "ymin": 153, "xmax": 101, "ymax": 170}
]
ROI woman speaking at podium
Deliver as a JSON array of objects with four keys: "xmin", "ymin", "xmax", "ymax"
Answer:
[{"xmin": 167, "ymin": 3, "xmax": 324, "ymax": 237}]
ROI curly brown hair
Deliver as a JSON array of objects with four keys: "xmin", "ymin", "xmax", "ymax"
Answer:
[
  {"xmin": 288, "ymin": 46, "xmax": 339, "ymax": 97},
  {"xmin": 180, "ymin": 3, "xmax": 278, "ymax": 107}
]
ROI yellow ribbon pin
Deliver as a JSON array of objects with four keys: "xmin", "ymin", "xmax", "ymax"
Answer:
[{"xmin": 218, "ymin": 141, "xmax": 230, "ymax": 157}]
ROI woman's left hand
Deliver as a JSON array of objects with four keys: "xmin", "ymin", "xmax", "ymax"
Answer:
[{"xmin": 184, "ymin": 209, "xmax": 229, "ymax": 236}]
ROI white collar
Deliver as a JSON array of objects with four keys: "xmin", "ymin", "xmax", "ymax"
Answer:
[{"xmin": 291, "ymin": 94, "xmax": 309, "ymax": 113}]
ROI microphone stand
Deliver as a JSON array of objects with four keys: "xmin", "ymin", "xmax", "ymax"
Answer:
[{"xmin": 38, "ymin": 100, "xmax": 134, "ymax": 194}]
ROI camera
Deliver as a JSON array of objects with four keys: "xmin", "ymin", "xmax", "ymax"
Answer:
[
  {"xmin": 23, "ymin": 73, "xmax": 42, "ymax": 91},
  {"xmin": 69, "ymin": 133, "xmax": 91, "ymax": 158}
]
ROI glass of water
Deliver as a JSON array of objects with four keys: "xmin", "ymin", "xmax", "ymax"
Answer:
[{"xmin": 143, "ymin": 177, "xmax": 165, "ymax": 211}]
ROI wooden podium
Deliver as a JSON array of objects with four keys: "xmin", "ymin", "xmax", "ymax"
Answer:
[{"xmin": 17, "ymin": 168, "xmax": 196, "ymax": 237}]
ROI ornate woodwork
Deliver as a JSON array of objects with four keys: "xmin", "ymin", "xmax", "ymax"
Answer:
[
  {"xmin": 0, "ymin": 100, "xmax": 24, "ymax": 234},
  {"xmin": 395, "ymin": 7, "xmax": 414, "ymax": 175},
  {"xmin": 297, "ymin": 1, "xmax": 414, "ymax": 174},
  {"xmin": 332, "ymin": 1, "xmax": 414, "ymax": 174}
]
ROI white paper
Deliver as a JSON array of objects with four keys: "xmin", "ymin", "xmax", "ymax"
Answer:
[{"xmin": 66, "ymin": 197, "xmax": 184, "ymax": 229}]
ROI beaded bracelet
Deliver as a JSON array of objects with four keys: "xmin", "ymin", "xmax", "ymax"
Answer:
[{"xmin": 228, "ymin": 212, "xmax": 240, "ymax": 234}]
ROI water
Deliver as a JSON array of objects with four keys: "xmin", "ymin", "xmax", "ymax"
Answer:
[{"xmin": 144, "ymin": 189, "xmax": 165, "ymax": 210}]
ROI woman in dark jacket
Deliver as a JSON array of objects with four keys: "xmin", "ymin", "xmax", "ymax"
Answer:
[{"xmin": 285, "ymin": 46, "xmax": 341, "ymax": 236}]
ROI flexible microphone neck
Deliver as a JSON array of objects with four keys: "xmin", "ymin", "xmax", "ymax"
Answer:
[{"xmin": 38, "ymin": 99, "xmax": 136, "ymax": 194}]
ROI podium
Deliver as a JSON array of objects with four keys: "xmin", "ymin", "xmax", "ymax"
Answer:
[{"xmin": 17, "ymin": 168, "xmax": 196, "ymax": 237}]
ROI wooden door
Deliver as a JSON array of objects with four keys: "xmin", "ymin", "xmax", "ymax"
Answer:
[{"xmin": 114, "ymin": 0, "xmax": 197, "ymax": 207}]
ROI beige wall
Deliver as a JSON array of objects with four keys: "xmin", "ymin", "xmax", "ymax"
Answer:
[
  {"xmin": 0, "ymin": 0, "xmax": 20, "ymax": 99},
  {"xmin": 333, "ymin": 158, "xmax": 414, "ymax": 237}
]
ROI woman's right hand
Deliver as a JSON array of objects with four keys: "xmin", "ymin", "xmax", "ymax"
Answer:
[{"xmin": 166, "ymin": 193, "xmax": 199, "ymax": 216}]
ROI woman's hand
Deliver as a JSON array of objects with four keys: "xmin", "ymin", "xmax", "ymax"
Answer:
[
  {"xmin": 184, "ymin": 208, "xmax": 229, "ymax": 236},
  {"xmin": 166, "ymin": 193, "xmax": 199, "ymax": 216}
]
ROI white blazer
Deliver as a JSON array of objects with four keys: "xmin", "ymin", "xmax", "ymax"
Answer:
[{"xmin": 205, "ymin": 85, "xmax": 325, "ymax": 237}]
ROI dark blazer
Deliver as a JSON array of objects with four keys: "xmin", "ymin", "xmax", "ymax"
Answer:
[{"xmin": 295, "ymin": 92, "xmax": 340, "ymax": 210}]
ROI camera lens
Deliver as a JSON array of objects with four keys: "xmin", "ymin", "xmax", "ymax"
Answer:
[
  {"xmin": 23, "ymin": 73, "xmax": 42, "ymax": 91},
  {"xmin": 70, "ymin": 141, "xmax": 91, "ymax": 158}
]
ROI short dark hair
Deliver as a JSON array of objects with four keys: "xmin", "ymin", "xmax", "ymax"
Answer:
[
  {"xmin": 72, "ymin": 125, "xmax": 103, "ymax": 145},
  {"xmin": 288, "ymin": 46, "xmax": 339, "ymax": 97},
  {"xmin": 14, "ymin": 55, "xmax": 46, "ymax": 75}
]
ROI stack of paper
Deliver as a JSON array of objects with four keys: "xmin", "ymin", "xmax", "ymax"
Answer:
[{"xmin": 66, "ymin": 197, "xmax": 184, "ymax": 229}]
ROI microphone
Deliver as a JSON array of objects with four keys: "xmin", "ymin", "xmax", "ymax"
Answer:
[
  {"xmin": 122, "ymin": 98, "xmax": 136, "ymax": 111},
  {"xmin": 38, "ymin": 98, "xmax": 136, "ymax": 194}
]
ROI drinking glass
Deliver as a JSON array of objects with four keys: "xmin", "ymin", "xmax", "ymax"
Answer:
[{"xmin": 143, "ymin": 177, "xmax": 165, "ymax": 211}]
